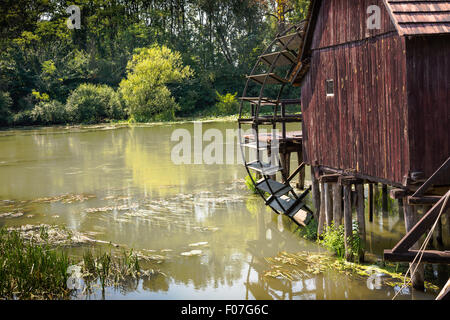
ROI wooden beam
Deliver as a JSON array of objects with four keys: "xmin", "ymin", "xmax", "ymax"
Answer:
[
  {"xmin": 436, "ymin": 279, "xmax": 450, "ymax": 300},
  {"xmin": 384, "ymin": 250, "xmax": 450, "ymax": 264},
  {"xmin": 407, "ymin": 195, "xmax": 441, "ymax": 205},
  {"xmin": 319, "ymin": 174, "xmax": 340, "ymax": 183},
  {"xmin": 390, "ymin": 188, "xmax": 410, "ymax": 199},
  {"xmin": 287, "ymin": 162, "xmax": 305, "ymax": 183},
  {"xmin": 392, "ymin": 194, "xmax": 449, "ymax": 253},
  {"xmin": 412, "ymin": 157, "xmax": 450, "ymax": 198}
]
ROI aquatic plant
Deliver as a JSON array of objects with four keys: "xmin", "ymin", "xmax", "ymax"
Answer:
[
  {"xmin": 319, "ymin": 221, "xmax": 362, "ymax": 262},
  {"xmin": 244, "ymin": 174, "xmax": 259, "ymax": 194},
  {"xmin": 297, "ymin": 218, "xmax": 318, "ymax": 241},
  {"xmin": 264, "ymin": 251, "xmax": 440, "ymax": 292}
]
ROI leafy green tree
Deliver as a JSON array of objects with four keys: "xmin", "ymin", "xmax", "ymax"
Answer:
[
  {"xmin": 119, "ymin": 45, "xmax": 192, "ymax": 122},
  {"xmin": 215, "ymin": 91, "xmax": 239, "ymax": 115},
  {"xmin": 0, "ymin": 91, "xmax": 12, "ymax": 126}
]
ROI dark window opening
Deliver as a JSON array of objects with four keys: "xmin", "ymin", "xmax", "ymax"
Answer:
[{"xmin": 326, "ymin": 79, "xmax": 334, "ymax": 97}]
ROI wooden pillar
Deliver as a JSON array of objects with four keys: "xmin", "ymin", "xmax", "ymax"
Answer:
[
  {"xmin": 343, "ymin": 184, "xmax": 353, "ymax": 261},
  {"xmin": 429, "ymin": 204, "xmax": 443, "ymax": 247},
  {"xmin": 403, "ymin": 199, "xmax": 425, "ymax": 291},
  {"xmin": 318, "ymin": 181, "xmax": 326, "ymax": 236},
  {"xmin": 356, "ymin": 183, "xmax": 366, "ymax": 262},
  {"xmin": 267, "ymin": 147, "xmax": 276, "ymax": 181},
  {"xmin": 311, "ymin": 166, "xmax": 321, "ymax": 222},
  {"xmin": 324, "ymin": 183, "xmax": 333, "ymax": 228},
  {"xmin": 368, "ymin": 183, "xmax": 374, "ymax": 222},
  {"xmin": 382, "ymin": 184, "xmax": 388, "ymax": 214},
  {"xmin": 296, "ymin": 149, "xmax": 305, "ymax": 190},
  {"xmin": 332, "ymin": 183, "xmax": 342, "ymax": 226},
  {"xmin": 280, "ymin": 151, "xmax": 291, "ymax": 183}
]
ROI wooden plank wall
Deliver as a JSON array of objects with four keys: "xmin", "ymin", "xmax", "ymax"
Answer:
[
  {"xmin": 301, "ymin": 0, "xmax": 410, "ymax": 185},
  {"xmin": 310, "ymin": 0, "xmax": 396, "ymax": 49},
  {"xmin": 406, "ymin": 35, "xmax": 450, "ymax": 185}
]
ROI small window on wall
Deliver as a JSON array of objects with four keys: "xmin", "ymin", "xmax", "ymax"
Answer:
[{"xmin": 326, "ymin": 79, "xmax": 334, "ymax": 97}]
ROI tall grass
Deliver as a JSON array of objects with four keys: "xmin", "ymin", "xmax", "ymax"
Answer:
[
  {"xmin": 0, "ymin": 228, "xmax": 72, "ymax": 299},
  {"xmin": 0, "ymin": 227, "xmax": 159, "ymax": 299}
]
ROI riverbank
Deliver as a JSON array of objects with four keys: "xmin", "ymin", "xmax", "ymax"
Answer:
[{"xmin": 0, "ymin": 114, "xmax": 240, "ymax": 134}]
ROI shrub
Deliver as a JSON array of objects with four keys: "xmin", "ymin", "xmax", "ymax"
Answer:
[
  {"xmin": 31, "ymin": 100, "xmax": 67, "ymax": 125},
  {"xmin": 119, "ymin": 45, "xmax": 192, "ymax": 122},
  {"xmin": 0, "ymin": 91, "xmax": 12, "ymax": 126},
  {"xmin": 215, "ymin": 91, "xmax": 239, "ymax": 116},
  {"xmin": 66, "ymin": 83, "xmax": 124, "ymax": 124}
]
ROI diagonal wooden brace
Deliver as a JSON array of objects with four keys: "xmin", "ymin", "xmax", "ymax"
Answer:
[{"xmin": 390, "ymin": 193, "xmax": 449, "ymax": 254}]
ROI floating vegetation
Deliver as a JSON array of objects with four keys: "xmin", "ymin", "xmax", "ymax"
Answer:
[
  {"xmin": 7, "ymin": 224, "xmax": 120, "ymax": 248},
  {"xmin": 180, "ymin": 250, "xmax": 202, "ymax": 257},
  {"xmin": 263, "ymin": 251, "xmax": 440, "ymax": 292},
  {"xmin": 31, "ymin": 193, "xmax": 96, "ymax": 204},
  {"xmin": 188, "ymin": 241, "xmax": 208, "ymax": 247},
  {"xmin": 0, "ymin": 212, "xmax": 24, "ymax": 218}
]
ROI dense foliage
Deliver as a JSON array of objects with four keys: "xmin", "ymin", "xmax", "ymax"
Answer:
[{"xmin": 0, "ymin": 0, "xmax": 309, "ymax": 126}]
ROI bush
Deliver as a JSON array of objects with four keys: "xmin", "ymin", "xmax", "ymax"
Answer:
[
  {"xmin": 0, "ymin": 91, "xmax": 12, "ymax": 126},
  {"xmin": 31, "ymin": 100, "xmax": 67, "ymax": 125},
  {"xmin": 66, "ymin": 84, "xmax": 125, "ymax": 124},
  {"xmin": 119, "ymin": 45, "xmax": 192, "ymax": 122},
  {"xmin": 12, "ymin": 110, "xmax": 34, "ymax": 126},
  {"xmin": 215, "ymin": 91, "xmax": 239, "ymax": 116}
]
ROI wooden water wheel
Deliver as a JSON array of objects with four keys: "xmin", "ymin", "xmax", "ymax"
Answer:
[{"xmin": 238, "ymin": 22, "xmax": 313, "ymax": 227}]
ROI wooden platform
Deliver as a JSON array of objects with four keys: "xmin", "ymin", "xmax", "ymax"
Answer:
[{"xmin": 244, "ymin": 131, "xmax": 303, "ymax": 145}]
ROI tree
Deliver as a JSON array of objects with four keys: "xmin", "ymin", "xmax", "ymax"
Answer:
[{"xmin": 119, "ymin": 45, "xmax": 192, "ymax": 122}]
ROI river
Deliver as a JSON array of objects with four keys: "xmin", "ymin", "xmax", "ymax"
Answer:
[{"xmin": 0, "ymin": 122, "xmax": 444, "ymax": 300}]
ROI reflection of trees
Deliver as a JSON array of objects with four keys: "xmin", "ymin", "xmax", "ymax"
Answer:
[{"xmin": 142, "ymin": 274, "xmax": 170, "ymax": 293}]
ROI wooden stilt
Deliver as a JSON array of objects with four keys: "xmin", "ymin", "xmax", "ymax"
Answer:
[
  {"xmin": 324, "ymin": 182, "xmax": 333, "ymax": 228},
  {"xmin": 280, "ymin": 151, "xmax": 291, "ymax": 183},
  {"xmin": 356, "ymin": 183, "xmax": 366, "ymax": 262},
  {"xmin": 296, "ymin": 149, "xmax": 305, "ymax": 190},
  {"xmin": 332, "ymin": 182, "xmax": 342, "ymax": 226},
  {"xmin": 368, "ymin": 183, "xmax": 374, "ymax": 222},
  {"xmin": 318, "ymin": 181, "xmax": 326, "ymax": 236},
  {"xmin": 343, "ymin": 184, "xmax": 353, "ymax": 261},
  {"xmin": 311, "ymin": 166, "xmax": 321, "ymax": 222},
  {"xmin": 382, "ymin": 184, "xmax": 388, "ymax": 214},
  {"xmin": 403, "ymin": 199, "xmax": 425, "ymax": 291},
  {"xmin": 431, "ymin": 204, "xmax": 443, "ymax": 246}
]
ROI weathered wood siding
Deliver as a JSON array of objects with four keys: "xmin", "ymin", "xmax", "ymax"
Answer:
[
  {"xmin": 310, "ymin": 0, "xmax": 396, "ymax": 48},
  {"xmin": 406, "ymin": 35, "xmax": 450, "ymax": 184},
  {"xmin": 301, "ymin": 0, "xmax": 410, "ymax": 185}
]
